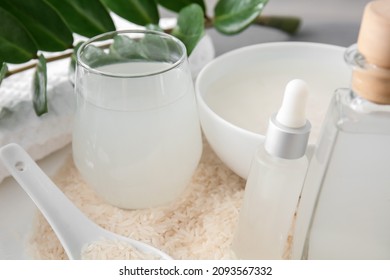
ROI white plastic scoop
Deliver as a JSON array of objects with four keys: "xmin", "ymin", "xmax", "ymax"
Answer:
[{"xmin": 0, "ymin": 143, "xmax": 172, "ymax": 260}]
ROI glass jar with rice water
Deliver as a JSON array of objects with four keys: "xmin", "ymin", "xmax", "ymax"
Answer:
[{"xmin": 73, "ymin": 30, "xmax": 202, "ymax": 209}]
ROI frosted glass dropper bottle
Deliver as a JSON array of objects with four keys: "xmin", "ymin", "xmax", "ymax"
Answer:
[
  {"xmin": 232, "ymin": 79, "xmax": 311, "ymax": 259},
  {"xmin": 292, "ymin": 0, "xmax": 390, "ymax": 260}
]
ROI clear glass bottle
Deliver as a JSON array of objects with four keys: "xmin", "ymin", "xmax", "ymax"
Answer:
[
  {"xmin": 292, "ymin": 1, "xmax": 390, "ymax": 259},
  {"xmin": 232, "ymin": 79, "xmax": 311, "ymax": 259}
]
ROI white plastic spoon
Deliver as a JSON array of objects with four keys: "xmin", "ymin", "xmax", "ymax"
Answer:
[{"xmin": 0, "ymin": 143, "xmax": 172, "ymax": 260}]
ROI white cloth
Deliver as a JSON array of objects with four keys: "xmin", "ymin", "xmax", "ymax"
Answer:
[{"xmin": 0, "ymin": 59, "xmax": 75, "ymax": 182}]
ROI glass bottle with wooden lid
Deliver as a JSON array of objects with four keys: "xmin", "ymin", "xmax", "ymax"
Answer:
[{"xmin": 292, "ymin": 0, "xmax": 390, "ymax": 259}]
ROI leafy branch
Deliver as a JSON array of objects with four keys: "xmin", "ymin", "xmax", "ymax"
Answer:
[{"xmin": 0, "ymin": 0, "xmax": 300, "ymax": 117}]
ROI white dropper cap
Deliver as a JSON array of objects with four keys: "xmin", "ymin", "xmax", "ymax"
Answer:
[
  {"xmin": 276, "ymin": 79, "xmax": 309, "ymax": 128},
  {"xmin": 264, "ymin": 79, "xmax": 311, "ymax": 159}
]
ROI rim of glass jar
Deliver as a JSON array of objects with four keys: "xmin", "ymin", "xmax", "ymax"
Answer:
[
  {"xmin": 76, "ymin": 29, "xmax": 187, "ymax": 78},
  {"xmin": 345, "ymin": 44, "xmax": 390, "ymax": 76}
]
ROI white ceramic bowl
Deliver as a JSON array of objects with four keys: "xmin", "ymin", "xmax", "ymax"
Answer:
[{"xmin": 195, "ymin": 42, "xmax": 351, "ymax": 179}]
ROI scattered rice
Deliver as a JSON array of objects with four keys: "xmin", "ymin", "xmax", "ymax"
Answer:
[
  {"xmin": 81, "ymin": 239, "xmax": 162, "ymax": 260},
  {"xmin": 27, "ymin": 139, "xmax": 245, "ymax": 260}
]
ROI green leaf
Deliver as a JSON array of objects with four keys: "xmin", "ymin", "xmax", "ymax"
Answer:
[
  {"xmin": 80, "ymin": 45, "xmax": 106, "ymax": 65},
  {"xmin": 172, "ymin": 4, "xmax": 204, "ymax": 56},
  {"xmin": 68, "ymin": 41, "xmax": 85, "ymax": 84},
  {"xmin": 0, "ymin": 0, "xmax": 73, "ymax": 51},
  {"xmin": 70, "ymin": 42, "xmax": 85, "ymax": 74},
  {"xmin": 145, "ymin": 24, "xmax": 163, "ymax": 32},
  {"xmin": 214, "ymin": 0, "xmax": 268, "ymax": 35},
  {"xmin": 157, "ymin": 0, "xmax": 206, "ymax": 14},
  {"xmin": 255, "ymin": 15, "xmax": 301, "ymax": 35},
  {"xmin": 143, "ymin": 27, "xmax": 173, "ymax": 62},
  {"xmin": 109, "ymin": 35, "xmax": 145, "ymax": 60},
  {"xmin": 142, "ymin": 33, "xmax": 171, "ymax": 61},
  {"xmin": 33, "ymin": 54, "xmax": 48, "ymax": 116},
  {"xmin": 0, "ymin": 63, "xmax": 8, "ymax": 87},
  {"xmin": 80, "ymin": 45, "xmax": 121, "ymax": 68},
  {"xmin": 110, "ymin": 33, "xmax": 172, "ymax": 62},
  {"xmin": 0, "ymin": 7, "xmax": 37, "ymax": 64},
  {"xmin": 100, "ymin": 0, "xmax": 159, "ymax": 26},
  {"xmin": 45, "ymin": 0, "xmax": 116, "ymax": 38}
]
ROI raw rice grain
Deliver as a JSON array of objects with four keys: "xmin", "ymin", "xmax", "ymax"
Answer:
[{"xmin": 28, "ymin": 140, "xmax": 245, "ymax": 260}]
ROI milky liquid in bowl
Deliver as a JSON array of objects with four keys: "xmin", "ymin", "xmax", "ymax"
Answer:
[
  {"xmin": 196, "ymin": 43, "xmax": 352, "ymax": 179},
  {"xmin": 205, "ymin": 59, "xmax": 349, "ymax": 144}
]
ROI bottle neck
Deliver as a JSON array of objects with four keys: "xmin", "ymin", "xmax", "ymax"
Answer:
[
  {"xmin": 264, "ymin": 114, "xmax": 311, "ymax": 160},
  {"xmin": 346, "ymin": 44, "xmax": 390, "ymax": 105}
]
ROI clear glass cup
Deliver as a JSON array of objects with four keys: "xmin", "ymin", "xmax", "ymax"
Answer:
[{"xmin": 73, "ymin": 30, "xmax": 203, "ymax": 209}]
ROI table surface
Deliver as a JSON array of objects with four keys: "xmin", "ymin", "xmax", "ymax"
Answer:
[{"xmin": 169, "ymin": 0, "xmax": 372, "ymax": 56}]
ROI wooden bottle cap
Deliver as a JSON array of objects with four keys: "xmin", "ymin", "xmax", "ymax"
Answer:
[
  {"xmin": 357, "ymin": 0, "xmax": 390, "ymax": 68},
  {"xmin": 353, "ymin": 0, "xmax": 390, "ymax": 104}
]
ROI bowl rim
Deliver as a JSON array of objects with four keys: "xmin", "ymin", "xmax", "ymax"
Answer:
[{"xmin": 195, "ymin": 41, "xmax": 346, "ymax": 139}]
